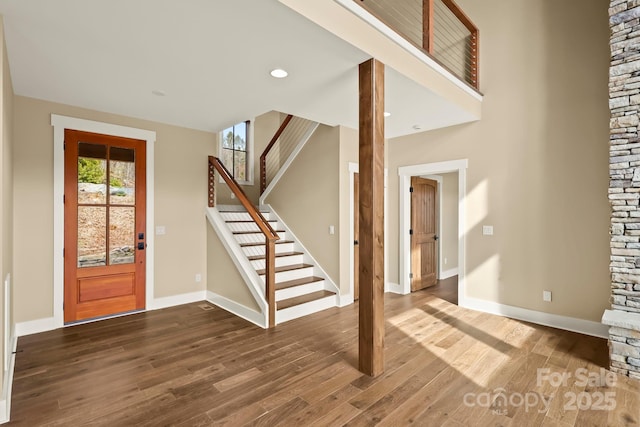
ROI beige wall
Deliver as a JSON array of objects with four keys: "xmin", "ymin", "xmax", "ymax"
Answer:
[
  {"xmin": 387, "ymin": 0, "xmax": 610, "ymax": 321},
  {"xmin": 13, "ymin": 96, "xmax": 213, "ymax": 322},
  {"xmin": 206, "ymin": 222, "xmax": 260, "ymax": 311},
  {"xmin": 0, "ymin": 16, "xmax": 13, "ymax": 390},
  {"xmin": 216, "ymin": 111, "xmax": 281, "ymax": 206},
  {"xmin": 265, "ymin": 124, "xmax": 341, "ymax": 284},
  {"xmin": 440, "ymin": 172, "xmax": 458, "ymax": 272}
]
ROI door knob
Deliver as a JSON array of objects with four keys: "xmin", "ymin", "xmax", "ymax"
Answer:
[{"xmin": 434, "ymin": 235, "xmax": 439, "ymax": 241}]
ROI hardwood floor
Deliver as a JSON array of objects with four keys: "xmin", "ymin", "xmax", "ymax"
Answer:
[
  {"xmin": 426, "ymin": 275, "xmax": 458, "ymax": 305},
  {"xmin": 7, "ymin": 293, "xmax": 640, "ymax": 426}
]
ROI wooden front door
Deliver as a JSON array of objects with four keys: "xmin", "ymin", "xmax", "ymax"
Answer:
[
  {"xmin": 411, "ymin": 177, "xmax": 438, "ymax": 291},
  {"xmin": 354, "ymin": 172, "xmax": 359, "ymax": 301},
  {"xmin": 64, "ymin": 129, "xmax": 146, "ymax": 323}
]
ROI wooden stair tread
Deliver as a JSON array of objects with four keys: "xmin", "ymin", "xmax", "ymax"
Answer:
[
  {"xmin": 275, "ymin": 276, "xmax": 324, "ymax": 290},
  {"xmin": 247, "ymin": 252, "xmax": 303, "ymax": 261},
  {"xmin": 256, "ymin": 263, "xmax": 313, "ymax": 276},
  {"xmin": 240, "ymin": 240, "xmax": 293, "ymax": 247},
  {"xmin": 225, "ymin": 220, "xmax": 277, "ymax": 223},
  {"xmin": 277, "ymin": 290, "xmax": 335, "ymax": 310},
  {"xmin": 218, "ymin": 206, "xmax": 271, "ymax": 213},
  {"xmin": 232, "ymin": 230, "xmax": 285, "ymax": 235}
]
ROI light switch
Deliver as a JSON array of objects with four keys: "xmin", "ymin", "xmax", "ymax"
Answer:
[
  {"xmin": 329, "ymin": 225, "xmax": 335, "ymax": 235},
  {"xmin": 482, "ymin": 225, "xmax": 493, "ymax": 236},
  {"xmin": 156, "ymin": 226, "xmax": 166, "ymax": 235},
  {"xmin": 543, "ymin": 290, "xmax": 552, "ymax": 302}
]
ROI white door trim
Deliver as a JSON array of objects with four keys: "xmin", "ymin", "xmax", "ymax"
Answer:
[
  {"xmin": 398, "ymin": 159, "xmax": 467, "ymax": 298},
  {"xmin": 348, "ymin": 162, "xmax": 395, "ymax": 302},
  {"xmin": 51, "ymin": 114, "xmax": 156, "ymax": 328}
]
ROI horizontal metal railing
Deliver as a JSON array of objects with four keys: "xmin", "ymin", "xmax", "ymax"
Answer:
[
  {"xmin": 354, "ymin": 0, "xmax": 478, "ymax": 90},
  {"xmin": 260, "ymin": 115, "xmax": 316, "ymax": 194}
]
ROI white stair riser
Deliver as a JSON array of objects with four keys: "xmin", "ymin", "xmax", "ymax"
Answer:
[
  {"xmin": 242, "ymin": 243, "xmax": 295, "ymax": 257},
  {"xmin": 260, "ymin": 267, "xmax": 314, "ymax": 283},
  {"xmin": 217, "ymin": 206, "xmax": 338, "ymax": 327},
  {"xmin": 276, "ymin": 295, "xmax": 337, "ymax": 324},
  {"xmin": 251, "ymin": 254, "xmax": 304, "ymax": 270},
  {"xmin": 226, "ymin": 221, "xmax": 279, "ymax": 233},
  {"xmin": 234, "ymin": 232, "xmax": 287, "ymax": 244},
  {"xmin": 220, "ymin": 212, "xmax": 272, "ymax": 222},
  {"xmin": 276, "ymin": 280, "xmax": 325, "ymax": 301}
]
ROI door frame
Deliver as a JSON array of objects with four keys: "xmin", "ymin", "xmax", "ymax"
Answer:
[
  {"xmin": 348, "ymin": 162, "xmax": 392, "ymax": 303},
  {"xmin": 52, "ymin": 115, "xmax": 156, "ymax": 328},
  {"xmin": 398, "ymin": 159, "xmax": 467, "ymax": 299}
]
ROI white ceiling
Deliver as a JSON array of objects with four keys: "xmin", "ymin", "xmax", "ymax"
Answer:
[{"xmin": 0, "ymin": 0, "xmax": 475, "ymax": 138}]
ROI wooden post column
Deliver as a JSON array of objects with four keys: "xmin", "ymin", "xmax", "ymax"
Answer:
[
  {"xmin": 423, "ymin": 0, "xmax": 434, "ymax": 53},
  {"xmin": 358, "ymin": 58, "xmax": 385, "ymax": 377}
]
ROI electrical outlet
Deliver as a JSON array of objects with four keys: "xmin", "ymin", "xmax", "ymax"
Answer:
[
  {"xmin": 482, "ymin": 225, "xmax": 494, "ymax": 236},
  {"xmin": 195, "ymin": 274, "xmax": 202, "ymax": 283},
  {"xmin": 444, "ymin": 258, "xmax": 448, "ymax": 265},
  {"xmin": 156, "ymin": 226, "xmax": 166, "ymax": 235},
  {"xmin": 543, "ymin": 290, "xmax": 552, "ymax": 302}
]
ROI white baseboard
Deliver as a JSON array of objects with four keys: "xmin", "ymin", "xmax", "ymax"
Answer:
[
  {"xmin": 339, "ymin": 282, "xmax": 405, "ymax": 304},
  {"xmin": 440, "ymin": 268, "xmax": 458, "ymax": 280},
  {"xmin": 206, "ymin": 291, "xmax": 267, "ymax": 329},
  {"xmin": 15, "ymin": 317, "xmax": 56, "ymax": 337},
  {"xmin": 0, "ymin": 335, "xmax": 17, "ymax": 424},
  {"xmin": 149, "ymin": 291, "xmax": 206, "ymax": 311},
  {"xmin": 460, "ymin": 297, "xmax": 609, "ymax": 339},
  {"xmin": 16, "ymin": 291, "xmax": 208, "ymax": 337},
  {"xmin": 385, "ymin": 282, "xmax": 406, "ymax": 295},
  {"xmin": 338, "ymin": 293, "xmax": 354, "ymax": 307}
]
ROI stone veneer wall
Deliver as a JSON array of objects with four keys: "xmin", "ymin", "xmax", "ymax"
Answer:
[{"xmin": 606, "ymin": 0, "xmax": 640, "ymax": 380}]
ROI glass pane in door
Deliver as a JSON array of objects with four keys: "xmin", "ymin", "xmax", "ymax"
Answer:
[
  {"xmin": 109, "ymin": 147, "xmax": 135, "ymax": 205},
  {"xmin": 77, "ymin": 143, "xmax": 107, "ymax": 204},
  {"xmin": 77, "ymin": 206, "xmax": 106, "ymax": 267},
  {"xmin": 109, "ymin": 207, "xmax": 135, "ymax": 265}
]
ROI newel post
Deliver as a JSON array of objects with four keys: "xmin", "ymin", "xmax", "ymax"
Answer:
[
  {"xmin": 266, "ymin": 238, "xmax": 276, "ymax": 328},
  {"xmin": 208, "ymin": 156, "xmax": 215, "ymax": 208},
  {"xmin": 260, "ymin": 155, "xmax": 267, "ymax": 194}
]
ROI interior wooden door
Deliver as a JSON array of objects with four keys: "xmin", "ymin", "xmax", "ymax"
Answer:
[
  {"xmin": 411, "ymin": 177, "xmax": 438, "ymax": 291},
  {"xmin": 354, "ymin": 172, "xmax": 359, "ymax": 301},
  {"xmin": 64, "ymin": 129, "xmax": 146, "ymax": 323}
]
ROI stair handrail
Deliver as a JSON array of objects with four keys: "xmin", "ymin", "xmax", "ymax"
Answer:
[
  {"xmin": 260, "ymin": 114, "xmax": 293, "ymax": 194},
  {"xmin": 208, "ymin": 156, "xmax": 279, "ymax": 327}
]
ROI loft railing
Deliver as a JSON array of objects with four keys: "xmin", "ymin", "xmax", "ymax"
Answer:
[
  {"xmin": 208, "ymin": 156, "xmax": 279, "ymax": 327},
  {"xmin": 260, "ymin": 114, "xmax": 316, "ymax": 194},
  {"xmin": 354, "ymin": 0, "xmax": 479, "ymax": 90}
]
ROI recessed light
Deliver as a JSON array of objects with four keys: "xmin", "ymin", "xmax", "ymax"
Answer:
[
  {"xmin": 384, "ymin": 112, "xmax": 391, "ymax": 117},
  {"xmin": 152, "ymin": 89, "xmax": 166, "ymax": 97},
  {"xmin": 412, "ymin": 125, "xmax": 422, "ymax": 130},
  {"xmin": 270, "ymin": 68, "xmax": 288, "ymax": 78}
]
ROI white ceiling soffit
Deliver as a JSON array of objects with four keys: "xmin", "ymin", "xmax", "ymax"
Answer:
[{"xmin": 0, "ymin": 0, "xmax": 476, "ymax": 138}]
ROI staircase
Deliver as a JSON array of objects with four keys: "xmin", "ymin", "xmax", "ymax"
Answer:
[{"xmin": 218, "ymin": 207, "xmax": 338, "ymax": 324}]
